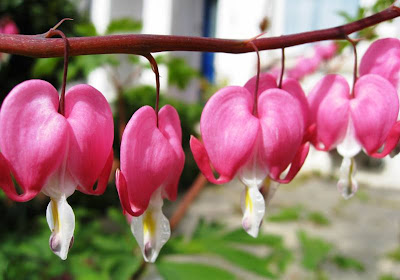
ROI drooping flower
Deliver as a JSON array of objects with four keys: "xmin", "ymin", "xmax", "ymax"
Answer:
[
  {"xmin": 116, "ymin": 105, "xmax": 185, "ymax": 262},
  {"xmin": 0, "ymin": 80, "xmax": 114, "ymax": 260},
  {"xmin": 270, "ymin": 42, "xmax": 338, "ymax": 81},
  {"xmin": 359, "ymin": 38, "xmax": 400, "ymax": 90},
  {"xmin": 190, "ymin": 73, "xmax": 310, "ymax": 237},
  {"xmin": 308, "ymin": 74, "xmax": 399, "ymax": 198}
]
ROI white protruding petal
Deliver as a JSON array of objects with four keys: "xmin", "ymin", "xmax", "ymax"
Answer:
[
  {"xmin": 130, "ymin": 188, "xmax": 170, "ymax": 263},
  {"xmin": 337, "ymin": 157, "xmax": 358, "ymax": 199},
  {"xmin": 238, "ymin": 149, "xmax": 268, "ymax": 238},
  {"xmin": 46, "ymin": 198, "xmax": 75, "ymax": 260},
  {"xmin": 240, "ymin": 185, "xmax": 265, "ymax": 238},
  {"xmin": 337, "ymin": 118, "xmax": 362, "ymax": 158}
]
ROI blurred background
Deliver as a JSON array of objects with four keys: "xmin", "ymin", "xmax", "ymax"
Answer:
[{"xmin": 1, "ymin": 0, "xmax": 400, "ymax": 279}]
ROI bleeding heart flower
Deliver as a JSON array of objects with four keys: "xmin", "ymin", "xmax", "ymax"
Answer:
[
  {"xmin": 308, "ymin": 74, "xmax": 400, "ymax": 199},
  {"xmin": 116, "ymin": 105, "xmax": 184, "ymax": 262},
  {"xmin": 359, "ymin": 38, "xmax": 400, "ymax": 90},
  {"xmin": 190, "ymin": 73, "xmax": 309, "ymax": 237},
  {"xmin": 0, "ymin": 80, "xmax": 114, "ymax": 260}
]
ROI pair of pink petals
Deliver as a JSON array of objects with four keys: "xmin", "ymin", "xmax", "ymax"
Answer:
[
  {"xmin": 359, "ymin": 38, "xmax": 400, "ymax": 91},
  {"xmin": 0, "ymin": 80, "xmax": 114, "ymax": 259},
  {"xmin": 309, "ymin": 39, "xmax": 400, "ymax": 158},
  {"xmin": 116, "ymin": 105, "xmax": 185, "ymax": 217},
  {"xmin": 116, "ymin": 105, "xmax": 185, "ymax": 262},
  {"xmin": 191, "ymin": 73, "xmax": 310, "ymax": 186},
  {"xmin": 0, "ymin": 80, "xmax": 114, "ymax": 201},
  {"xmin": 308, "ymin": 38, "xmax": 400, "ymax": 199}
]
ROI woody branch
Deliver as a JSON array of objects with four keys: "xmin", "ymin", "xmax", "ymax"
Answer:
[{"xmin": 0, "ymin": 4, "xmax": 399, "ymax": 57}]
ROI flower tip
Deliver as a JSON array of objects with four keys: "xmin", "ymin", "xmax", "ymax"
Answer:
[
  {"xmin": 240, "ymin": 186, "xmax": 265, "ymax": 238},
  {"xmin": 46, "ymin": 198, "xmax": 75, "ymax": 261},
  {"xmin": 144, "ymin": 242, "xmax": 155, "ymax": 263},
  {"xmin": 242, "ymin": 217, "xmax": 259, "ymax": 238}
]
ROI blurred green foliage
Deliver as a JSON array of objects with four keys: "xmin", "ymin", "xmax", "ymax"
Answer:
[
  {"xmin": 379, "ymin": 275, "xmax": 399, "ymax": 280},
  {"xmin": 268, "ymin": 204, "xmax": 331, "ymax": 226},
  {"xmin": 337, "ymin": 0, "xmax": 395, "ymax": 52},
  {"xmin": 0, "ymin": 0, "xmax": 85, "ymax": 101},
  {"xmin": 386, "ymin": 247, "xmax": 400, "ymax": 262}
]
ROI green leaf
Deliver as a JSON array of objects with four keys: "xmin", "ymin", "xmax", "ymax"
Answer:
[
  {"xmin": 156, "ymin": 261, "xmax": 236, "ymax": 280},
  {"xmin": 222, "ymin": 229, "xmax": 284, "ymax": 248},
  {"xmin": 379, "ymin": 275, "xmax": 398, "ymax": 280},
  {"xmin": 74, "ymin": 22, "xmax": 98, "ymax": 36},
  {"xmin": 332, "ymin": 255, "xmax": 365, "ymax": 271},
  {"xmin": 109, "ymin": 256, "xmax": 142, "ymax": 280},
  {"xmin": 31, "ymin": 57, "xmax": 61, "ymax": 77},
  {"xmin": 307, "ymin": 211, "xmax": 330, "ymax": 226},
  {"xmin": 386, "ymin": 247, "xmax": 400, "ymax": 262},
  {"xmin": 298, "ymin": 230, "xmax": 333, "ymax": 271},
  {"xmin": 165, "ymin": 56, "xmax": 199, "ymax": 89},
  {"xmin": 106, "ymin": 18, "xmax": 142, "ymax": 34},
  {"xmin": 268, "ymin": 205, "xmax": 304, "ymax": 222},
  {"xmin": 337, "ymin": 11, "xmax": 355, "ymax": 23},
  {"xmin": 208, "ymin": 243, "xmax": 276, "ymax": 278}
]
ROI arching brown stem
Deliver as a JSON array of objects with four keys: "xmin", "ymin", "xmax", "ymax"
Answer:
[{"xmin": 0, "ymin": 4, "xmax": 399, "ymax": 57}]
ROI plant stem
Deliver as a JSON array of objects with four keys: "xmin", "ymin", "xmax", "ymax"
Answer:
[
  {"xmin": 278, "ymin": 48, "xmax": 285, "ymax": 89},
  {"xmin": 143, "ymin": 53, "xmax": 160, "ymax": 127},
  {"xmin": 170, "ymin": 173, "xmax": 208, "ymax": 231},
  {"xmin": 0, "ymin": 5, "xmax": 399, "ymax": 57},
  {"xmin": 45, "ymin": 29, "xmax": 69, "ymax": 116}
]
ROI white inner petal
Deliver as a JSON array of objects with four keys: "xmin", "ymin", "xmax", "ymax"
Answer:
[
  {"xmin": 237, "ymin": 145, "xmax": 268, "ymax": 238},
  {"xmin": 46, "ymin": 197, "xmax": 75, "ymax": 260},
  {"xmin": 337, "ymin": 118, "xmax": 362, "ymax": 158},
  {"xmin": 42, "ymin": 149, "xmax": 77, "ymax": 260},
  {"xmin": 130, "ymin": 188, "xmax": 170, "ymax": 263},
  {"xmin": 337, "ymin": 157, "xmax": 358, "ymax": 199},
  {"xmin": 240, "ymin": 185, "xmax": 265, "ymax": 238}
]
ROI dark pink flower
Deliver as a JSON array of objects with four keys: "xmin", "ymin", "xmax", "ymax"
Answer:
[
  {"xmin": 0, "ymin": 80, "xmax": 114, "ymax": 259},
  {"xmin": 191, "ymin": 73, "xmax": 309, "ymax": 237},
  {"xmin": 309, "ymin": 74, "xmax": 399, "ymax": 198},
  {"xmin": 359, "ymin": 38, "xmax": 400, "ymax": 90},
  {"xmin": 116, "ymin": 105, "xmax": 184, "ymax": 262}
]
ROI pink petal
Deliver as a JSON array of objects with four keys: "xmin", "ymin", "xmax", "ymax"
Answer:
[
  {"xmin": 78, "ymin": 149, "xmax": 113, "ymax": 195},
  {"xmin": 115, "ymin": 169, "xmax": 137, "ymax": 216},
  {"xmin": 287, "ymin": 56, "xmax": 321, "ymax": 80},
  {"xmin": 370, "ymin": 121, "xmax": 400, "ymax": 158},
  {"xmin": 157, "ymin": 105, "xmax": 185, "ymax": 201},
  {"xmin": 120, "ymin": 106, "xmax": 182, "ymax": 216},
  {"xmin": 64, "ymin": 84, "xmax": 114, "ymax": 193},
  {"xmin": 351, "ymin": 74, "xmax": 399, "ymax": 154},
  {"xmin": 282, "ymin": 78, "xmax": 310, "ymax": 127},
  {"xmin": 243, "ymin": 73, "xmax": 277, "ymax": 97},
  {"xmin": 3, "ymin": 20, "xmax": 19, "ymax": 35},
  {"xmin": 314, "ymin": 42, "xmax": 337, "ymax": 60},
  {"xmin": 308, "ymin": 75, "xmax": 350, "ymax": 150},
  {"xmin": 190, "ymin": 136, "xmax": 231, "ymax": 184},
  {"xmin": 257, "ymin": 88, "xmax": 305, "ymax": 180},
  {"xmin": 0, "ymin": 152, "xmax": 39, "ymax": 201},
  {"xmin": 274, "ymin": 143, "xmax": 310, "ymax": 184},
  {"xmin": 359, "ymin": 38, "xmax": 400, "ymax": 90},
  {"xmin": 0, "ymin": 80, "xmax": 68, "ymax": 201},
  {"xmin": 199, "ymin": 86, "xmax": 260, "ymax": 182}
]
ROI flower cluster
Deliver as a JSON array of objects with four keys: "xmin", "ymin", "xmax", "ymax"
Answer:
[{"xmin": 1, "ymin": 37, "xmax": 400, "ymax": 263}]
